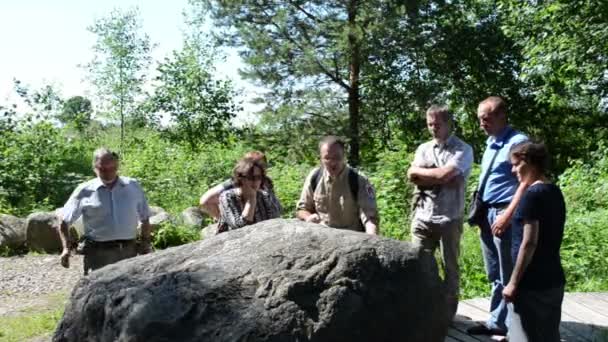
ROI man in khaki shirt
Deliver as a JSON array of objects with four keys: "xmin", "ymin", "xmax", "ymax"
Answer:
[{"xmin": 296, "ymin": 136, "xmax": 379, "ymax": 234}]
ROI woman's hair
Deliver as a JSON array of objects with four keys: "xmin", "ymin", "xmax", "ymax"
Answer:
[
  {"xmin": 243, "ymin": 151, "xmax": 268, "ymax": 169},
  {"xmin": 232, "ymin": 158, "xmax": 266, "ymax": 187},
  {"xmin": 510, "ymin": 141, "xmax": 550, "ymax": 175}
]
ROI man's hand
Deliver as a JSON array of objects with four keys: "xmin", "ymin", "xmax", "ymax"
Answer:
[
  {"xmin": 60, "ymin": 248, "xmax": 70, "ymax": 268},
  {"xmin": 305, "ymin": 213, "xmax": 321, "ymax": 223},
  {"xmin": 492, "ymin": 213, "xmax": 510, "ymax": 236},
  {"xmin": 502, "ymin": 282, "xmax": 517, "ymax": 303}
]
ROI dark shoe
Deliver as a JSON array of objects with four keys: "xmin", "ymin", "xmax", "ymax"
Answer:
[{"xmin": 466, "ymin": 324, "xmax": 507, "ymax": 336}]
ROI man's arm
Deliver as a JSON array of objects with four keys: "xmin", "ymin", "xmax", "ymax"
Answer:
[
  {"xmin": 503, "ymin": 220, "xmax": 539, "ymax": 302},
  {"xmin": 58, "ymin": 220, "xmax": 71, "ymax": 268},
  {"xmin": 407, "ymin": 165, "xmax": 459, "ymax": 186},
  {"xmin": 296, "ymin": 170, "xmax": 321, "ymax": 223},
  {"xmin": 358, "ymin": 179, "xmax": 380, "ymax": 235},
  {"xmin": 492, "ymin": 181, "xmax": 530, "ymax": 236}
]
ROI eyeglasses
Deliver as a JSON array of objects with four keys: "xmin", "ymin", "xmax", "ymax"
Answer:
[{"xmin": 240, "ymin": 174, "xmax": 263, "ymax": 181}]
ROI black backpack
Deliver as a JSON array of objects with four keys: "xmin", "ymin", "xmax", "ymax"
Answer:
[{"xmin": 309, "ymin": 167, "xmax": 359, "ymax": 201}]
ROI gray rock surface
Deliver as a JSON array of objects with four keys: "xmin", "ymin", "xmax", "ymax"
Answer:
[
  {"xmin": 0, "ymin": 214, "xmax": 26, "ymax": 250},
  {"xmin": 26, "ymin": 211, "xmax": 62, "ymax": 253},
  {"xmin": 200, "ymin": 222, "xmax": 219, "ymax": 239},
  {"xmin": 147, "ymin": 206, "xmax": 171, "ymax": 229},
  {"xmin": 180, "ymin": 206, "xmax": 205, "ymax": 227},
  {"xmin": 54, "ymin": 219, "xmax": 449, "ymax": 342}
]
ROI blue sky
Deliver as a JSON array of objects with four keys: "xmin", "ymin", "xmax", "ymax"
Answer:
[{"xmin": 0, "ymin": 0, "xmax": 260, "ymax": 122}]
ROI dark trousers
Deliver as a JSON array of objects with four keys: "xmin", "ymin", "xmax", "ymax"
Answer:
[
  {"xmin": 512, "ymin": 286, "xmax": 564, "ymax": 342},
  {"xmin": 83, "ymin": 240, "xmax": 137, "ymax": 275}
]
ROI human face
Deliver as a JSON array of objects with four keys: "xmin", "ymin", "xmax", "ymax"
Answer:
[
  {"xmin": 510, "ymin": 156, "xmax": 534, "ymax": 184},
  {"xmin": 240, "ymin": 166, "xmax": 263, "ymax": 191},
  {"xmin": 426, "ymin": 113, "xmax": 450, "ymax": 142},
  {"xmin": 477, "ymin": 103, "xmax": 506, "ymax": 137},
  {"xmin": 320, "ymin": 143, "xmax": 345, "ymax": 177},
  {"xmin": 94, "ymin": 157, "xmax": 118, "ymax": 184}
]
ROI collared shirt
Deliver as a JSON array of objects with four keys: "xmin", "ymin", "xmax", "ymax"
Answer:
[
  {"xmin": 412, "ymin": 135, "xmax": 474, "ymax": 224},
  {"xmin": 480, "ymin": 126, "xmax": 528, "ymax": 204},
  {"xmin": 296, "ymin": 165, "xmax": 379, "ymax": 231},
  {"xmin": 62, "ymin": 176, "xmax": 151, "ymax": 241}
]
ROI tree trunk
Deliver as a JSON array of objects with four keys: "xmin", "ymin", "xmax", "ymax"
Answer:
[{"xmin": 347, "ymin": 0, "xmax": 360, "ymax": 167}]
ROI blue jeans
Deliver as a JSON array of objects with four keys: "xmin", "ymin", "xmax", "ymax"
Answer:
[{"xmin": 479, "ymin": 207, "xmax": 514, "ymax": 331}]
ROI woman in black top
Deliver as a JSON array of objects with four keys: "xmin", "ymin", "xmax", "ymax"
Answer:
[
  {"xmin": 217, "ymin": 158, "xmax": 282, "ymax": 232},
  {"xmin": 503, "ymin": 141, "xmax": 566, "ymax": 342}
]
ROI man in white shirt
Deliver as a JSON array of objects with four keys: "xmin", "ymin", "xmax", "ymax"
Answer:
[{"xmin": 59, "ymin": 147, "xmax": 152, "ymax": 275}]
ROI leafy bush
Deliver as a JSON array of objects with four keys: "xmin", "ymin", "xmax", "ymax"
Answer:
[
  {"xmin": 152, "ymin": 222, "xmax": 201, "ymax": 249},
  {"xmin": 267, "ymin": 162, "xmax": 314, "ymax": 217},
  {"xmin": 368, "ymin": 145, "xmax": 414, "ymax": 240},
  {"xmin": 559, "ymin": 145, "xmax": 608, "ymax": 214}
]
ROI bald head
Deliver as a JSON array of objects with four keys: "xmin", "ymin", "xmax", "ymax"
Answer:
[{"xmin": 477, "ymin": 96, "xmax": 508, "ymax": 137}]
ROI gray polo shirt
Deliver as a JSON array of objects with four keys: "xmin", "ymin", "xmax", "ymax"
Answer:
[{"xmin": 412, "ymin": 135, "xmax": 473, "ymax": 224}]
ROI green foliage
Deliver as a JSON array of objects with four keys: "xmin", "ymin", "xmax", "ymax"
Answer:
[
  {"xmin": 152, "ymin": 222, "xmax": 201, "ymax": 249},
  {"xmin": 85, "ymin": 7, "xmax": 152, "ymax": 150},
  {"xmin": 559, "ymin": 145, "xmax": 608, "ymax": 214},
  {"xmin": 561, "ymin": 209, "xmax": 608, "ymax": 293},
  {"xmin": 267, "ymin": 162, "xmax": 314, "ymax": 217},
  {"xmin": 151, "ymin": 39, "xmax": 238, "ymax": 150},
  {"xmin": 368, "ymin": 145, "xmax": 414, "ymax": 240},
  {"xmin": 0, "ymin": 122, "xmax": 91, "ymax": 215},
  {"xmin": 58, "ymin": 96, "xmax": 93, "ymax": 132}
]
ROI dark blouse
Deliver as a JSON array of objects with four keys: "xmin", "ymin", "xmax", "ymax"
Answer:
[{"xmin": 513, "ymin": 183, "xmax": 566, "ymax": 290}]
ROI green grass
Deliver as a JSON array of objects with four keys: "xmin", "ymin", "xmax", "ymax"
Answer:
[{"xmin": 0, "ymin": 293, "xmax": 67, "ymax": 342}]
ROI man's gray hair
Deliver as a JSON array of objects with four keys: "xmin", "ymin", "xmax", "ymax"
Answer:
[
  {"xmin": 92, "ymin": 147, "xmax": 119, "ymax": 168},
  {"xmin": 426, "ymin": 105, "xmax": 452, "ymax": 123}
]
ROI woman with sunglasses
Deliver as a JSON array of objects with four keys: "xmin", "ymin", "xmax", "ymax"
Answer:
[{"xmin": 217, "ymin": 157, "xmax": 282, "ymax": 232}]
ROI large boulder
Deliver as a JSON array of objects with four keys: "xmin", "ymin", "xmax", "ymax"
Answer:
[
  {"xmin": 54, "ymin": 219, "xmax": 449, "ymax": 342},
  {"xmin": 0, "ymin": 214, "xmax": 26, "ymax": 251},
  {"xmin": 180, "ymin": 206, "xmax": 206, "ymax": 227},
  {"xmin": 147, "ymin": 206, "xmax": 171, "ymax": 230},
  {"xmin": 26, "ymin": 211, "xmax": 63, "ymax": 253}
]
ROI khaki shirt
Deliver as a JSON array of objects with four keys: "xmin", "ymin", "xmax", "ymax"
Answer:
[
  {"xmin": 412, "ymin": 135, "xmax": 473, "ymax": 224},
  {"xmin": 296, "ymin": 166, "xmax": 379, "ymax": 231}
]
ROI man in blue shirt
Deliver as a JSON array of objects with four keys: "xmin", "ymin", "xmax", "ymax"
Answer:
[
  {"xmin": 58, "ymin": 148, "xmax": 152, "ymax": 275},
  {"xmin": 468, "ymin": 97, "xmax": 528, "ymax": 337}
]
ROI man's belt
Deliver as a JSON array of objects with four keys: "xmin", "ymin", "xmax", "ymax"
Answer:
[
  {"xmin": 487, "ymin": 202, "xmax": 509, "ymax": 209},
  {"xmin": 87, "ymin": 239, "xmax": 136, "ymax": 248}
]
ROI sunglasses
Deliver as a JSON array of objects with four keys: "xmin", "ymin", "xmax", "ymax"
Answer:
[{"xmin": 240, "ymin": 174, "xmax": 263, "ymax": 181}]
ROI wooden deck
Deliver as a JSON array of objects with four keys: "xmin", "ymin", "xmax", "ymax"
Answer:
[{"xmin": 447, "ymin": 292, "xmax": 608, "ymax": 342}]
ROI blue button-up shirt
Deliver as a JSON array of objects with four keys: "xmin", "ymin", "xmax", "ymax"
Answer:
[
  {"xmin": 479, "ymin": 126, "xmax": 528, "ymax": 204},
  {"xmin": 62, "ymin": 176, "xmax": 151, "ymax": 241}
]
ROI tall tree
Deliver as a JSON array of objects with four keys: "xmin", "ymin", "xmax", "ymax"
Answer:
[
  {"xmin": 85, "ymin": 8, "xmax": 152, "ymax": 152},
  {"xmin": 198, "ymin": 0, "xmax": 387, "ymax": 166},
  {"xmin": 151, "ymin": 36, "xmax": 239, "ymax": 151},
  {"xmin": 58, "ymin": 96, "xmax": 93, "ymax": 132}
]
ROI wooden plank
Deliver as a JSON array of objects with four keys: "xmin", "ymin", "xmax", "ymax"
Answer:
[
  {"xmin": 445, "ymin": 336, "xmax": 460, "ymax": 342},
  {"xmin": 447, "ymin": 327, "xmax": 483, "ymax": 342},
  {"xmin": 562, "ymin": 296, "xmax": 608, "ymax": 327},
  {"xmin": 588, "ymin": 292, "xmax": 608, "ymax": 305},
  {"xmin": 568, "ymin": 293, "xmax": 608, "ymax": 318},
  {"xmin": 457, "ymin": 301, "xmax": 490, "ymax": 322}
]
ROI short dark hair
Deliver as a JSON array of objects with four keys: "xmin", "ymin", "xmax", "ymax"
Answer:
[
  {"xmin": 510, "ymin": 141, "xmax": 550, "ymax": 174},
  {"xmin": 426, "ymin": 105, "xmax": 452, "ymax": 123},
  {"xmin": 318, "ymin": 135, "xmax": 346, "ymax": 152},
  {"xmin": 232, "ymin": 158, "xmax": 266, "ymax": 187}
]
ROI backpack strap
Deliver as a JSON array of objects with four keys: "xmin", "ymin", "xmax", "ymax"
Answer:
[{"xmin": 309, "ymin": 167, "xmax": 359, "ymax": 203}]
